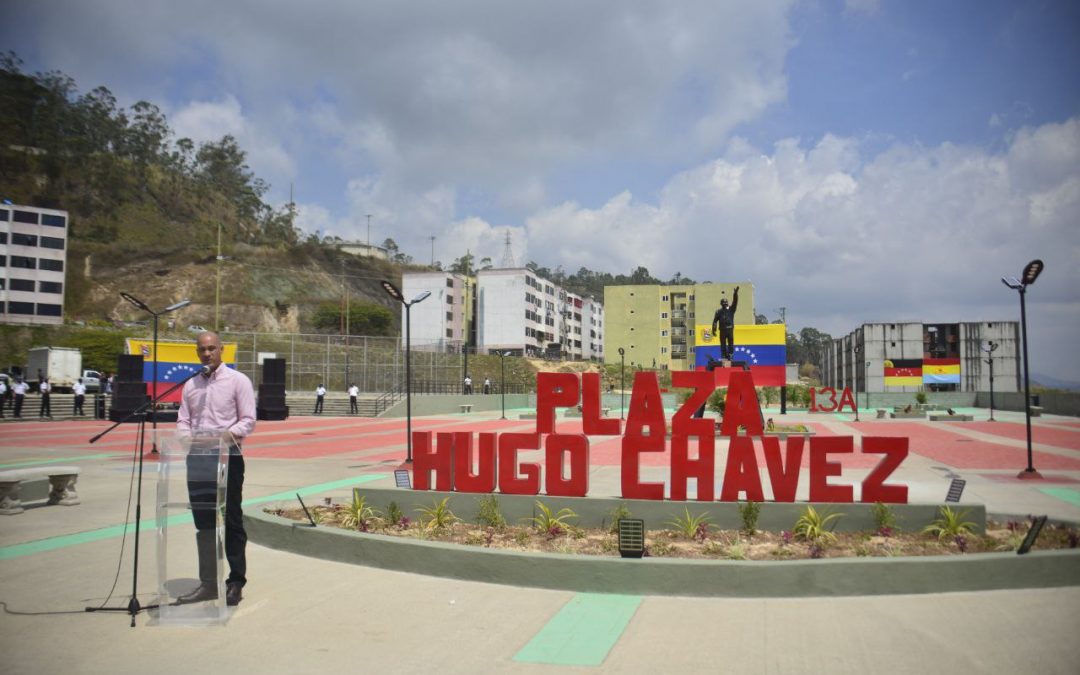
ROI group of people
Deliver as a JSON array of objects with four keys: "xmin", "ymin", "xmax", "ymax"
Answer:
[
  {"xmin": 0, "ymin": 376, "xmax": 100, "ymax": 419},
  {"xmin": 462, "ymin": 375, "xmax": 492, "ymax": 395},
  {"xmin": 312, "ymin": 383, "xmax": 364, "ymax": 414}
]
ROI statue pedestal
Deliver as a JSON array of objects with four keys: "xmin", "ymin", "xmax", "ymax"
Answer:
[{"xmin": 708, "ymin": 362, "xmax": 751, "ymax": 387}]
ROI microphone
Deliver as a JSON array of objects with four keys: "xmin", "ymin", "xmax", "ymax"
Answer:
[{"xmin": 200, "ymin": 365, "xmax": 212, "ymax": 377}]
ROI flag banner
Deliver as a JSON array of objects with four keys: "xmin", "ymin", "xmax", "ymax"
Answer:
[
  {"xmin": 884, "ymin": 359, "xmax": 923, "ymax": 387},
  {"xmin": 125, "ymin": 339, "xmax": 239, "ymax": 402},
  {"xmin": 923, "ymin": 357, "xmax": 960, "ymax": 384},
  {"xmin": 694, "ymin": 324, "xmax": 786, "ymax": 386}
]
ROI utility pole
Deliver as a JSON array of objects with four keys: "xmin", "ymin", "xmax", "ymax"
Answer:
[
  {"xmin": 215, "ymin": 222, "xmax": 222, "ymax": 331},
  {"xmin": 429, "ymin": 236, "xmax": 436, "ymax": 267},
  {"xmin": 366, "ymin": 214, "xmax": 373, "ymax": 247},
  {"xmin": 776, "ymin": 306, "xmax": 786, "ymax": 324}
]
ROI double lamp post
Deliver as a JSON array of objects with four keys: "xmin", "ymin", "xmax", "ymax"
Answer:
[{"xmin": 381, "ymin": 281, "xmax": 430, "ymax": 463}]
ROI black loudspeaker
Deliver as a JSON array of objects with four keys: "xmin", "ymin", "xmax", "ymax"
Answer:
[
  {"xmin": 259, "ymin": 383, "xmax": 285, "ymax": 398},
  {"xmin": 257, "ymin": 408, "xmax": 289, "ymax": 421},
  {"xmin": 108, "ymin": 381, "xmax": 148, "ymax": 422},
  {"xmin": 262, "ymin": 358, "xmax": 286, "ymax": 385},
  {"xmin": 117, "ymin": 354, "xmax": 144, "ymax": 381}
]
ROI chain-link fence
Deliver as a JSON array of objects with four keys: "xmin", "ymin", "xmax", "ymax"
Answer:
[{"xmin": 218, "ymin": 331, "xmax": 533, "ymax": 394}]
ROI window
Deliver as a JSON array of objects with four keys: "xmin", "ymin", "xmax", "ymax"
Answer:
[
  {"xmin": 0, "ymin": 232, "xmax": 6, "ymax": 244},
  {"xmin": 39, "ymin": 258, "xmax": 63, "ymax": 272},
  {"xmin": 0, "ymin": 255, "xmax": 5, "ymax": 266},
  {"xmin": 446, "ymin": 328, "xmax": 453, "ymax": 338},
  {"xmin": 0, "ymin": 279, "xmax": 4, "ymax": 290},
  {"xmin": 8, "ymin": 301, "xmax": 35, "ymax": 314},
  {"xmin": 10, "ymin": 279, "xmax": 35, "ymax": 291},
  {"xmin": 41, "ymin": 214, "xmax": 66, "ymax": 228},
  {"xmin": 661, "ymin": 347, "xmax": 668, "ymax": 354},
  {"xmin": 11, "ymin": 233, "xmax": 37, "ymax": 247},
  {"xmin": 10, "ymin": 256, "xmax": 35, "ymax": 269},
  {"xmin": 661, "ymin": 312, "xmax": 668, "ymax": 319},
  {"xmin": 661, "ymin": 330, "xmax": 668, "ymax": 337},
  {"xmin": 662, "ymin": 295, "xmax": 668, "ymax": 302},
  {"xmin": 36, "ymin": 303, "xmax": 62, "ymax": 317},
  {"xmin": 13, "ymin": 210, "xmax": 38, "ymax": 224},
  {"xmin": 39, "ymin": 235, "xmax": 64, "ymax": 250},
  {"xmin": 446, "ymin": 295, "xmax": 453, "ymax": 304},
  {"xmin": 0, "ymin": 208, "xmax": 8, "ymax": 220},
  {"xmin": 689, "ymin": 312, "xmax": 694, "ymax": 318},
  {"xmin": 446, "ymin": 311, "xmax": 453, "ymax": 321},
  {"xmin": 446, "ymin": 278, "xmax": 454, "ymax": 287},
  {"xmin": 689, "ymin": 295, "xmax": 694, "ymax": 301}
]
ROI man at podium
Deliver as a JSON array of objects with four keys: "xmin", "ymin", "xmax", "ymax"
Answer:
[{"xmin": 176, "ymin": 331, "xmax": 256, "ymax": 606}]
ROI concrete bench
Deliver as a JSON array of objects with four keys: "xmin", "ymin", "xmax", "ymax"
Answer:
[
  {"xmin": 518, "ymin": 413, "xmax": 537, "ymax": 420},
  {"xmin": 890, "ymin": 411, "xmax": 927, "ymax": 419},
  {"xmin": 929, "ymin": 414, "xmax": 975, "ymax": 422},
  {"xmin": 1030, "ymin": 406, "xmax": 1043, "ymax": 417},
  {"xmin": 876, "ymin": 409, "xmax": 888, "ymax": 419},
  {"xmin": 0, "ymin": 466, "xmax": 81, "ymax": 515},
  {"xmin": 564, "ymin": 407, "xmax": 612, "ymax": 418},
  {"xmin": 459, "ymin": 404, "xmax": 473, "ymax": 414}
]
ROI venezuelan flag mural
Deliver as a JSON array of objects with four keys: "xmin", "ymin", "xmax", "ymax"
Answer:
[
  {"xmin": 923, "ymin": 358, "xmax": 960, "ymax": 384},
  {"xmin": 125, "ymin": 339, "xmax": 239, "ymax": 403},
  {"xmin": 884, "ymin": 359, "xmax": 922, "ymax": 387},
  {"xmin": 694, "ymin": 324, "xmax": 786, "ymax": 386}
]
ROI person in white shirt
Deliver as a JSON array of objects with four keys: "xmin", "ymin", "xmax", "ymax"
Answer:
[
  {"xmin": 464, "ymin": 374, "xmax": 473, "ymax": 395},
  {"xmin": 0, "ymin": 379, "xmax": 6, "ymax": 418},
  {"xmin": 72, "ymin": 378, "xmax": 87, "ymax": 416},
  {"xmin": 348, "ymin": 383, "xmax": 359, "ymax": 414},
  {"xmin": 39, "ymin": 378, "xmax": 52, "ymax": 418},
  {"xmin": 483, "ymin": 377, "xmax": 492, "ymax": 394},
  {"xmin": 314, "ymin": 384, "xmax": 326, "ymax": 414},
  {"xmin": 13, "ymin": 378, "xmax": 28, "ymax": 418}
]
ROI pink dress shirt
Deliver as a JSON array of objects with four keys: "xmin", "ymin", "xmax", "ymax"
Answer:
[{"xmin": 177, "ymin": 365, "xmax": 256, "ymax": 445}]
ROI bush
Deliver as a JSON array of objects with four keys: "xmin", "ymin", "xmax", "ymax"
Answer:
[
  {"xmin": 707, "ymin": 388, "xmax": 727, "ymax": 415},
  {"xmin": 915, "ymin": 391, "xmax": 928, "ymax": 405},
  {"xmin": 475, "ymin": 494, "xmax": 507, "ymax": 529}
]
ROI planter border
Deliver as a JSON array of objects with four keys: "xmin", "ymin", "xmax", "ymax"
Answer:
[{"xmin": 246, "ymin": 491, "xmax": 1080, "ymax": 597}]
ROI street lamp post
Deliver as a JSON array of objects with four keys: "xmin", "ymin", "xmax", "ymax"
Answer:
[
  {"xmin": 1001, "ymin": 259, "xmax": 1044, "ymax": 479},
  {"xmin": 120, "ymin": 293, "xmax": 191, "ymax": 453},
  {"xmin": 618, "ymin": 347, "xmax": 626, "ymax": 420},
  {"xmin": 982, "ymin": 340, "xmax": 999, "ymax": 422},
  {"xmin": 382, "ymin": 281, "xmax": 431, "ymax": 463},
  {"xmin": 853, "ymin": 344, "xmax": 861, "ymax": 422},
  {"xmin": 499, "ymin": 350, "xmax": 507, "ymax": 420}
]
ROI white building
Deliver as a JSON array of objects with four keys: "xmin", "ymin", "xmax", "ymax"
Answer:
[
  {"xmin": 1, "ymin": 204, "xmax": 69, "ymax": 326},
  {"xmin": 822, "ymin": 321, "xmax": 1021, "ymax": 394},
  {"xmin": 400, "ymin": 271, "xmax": 472, "ymax": 351},
  {"xmin": 401, "ymin": 268, "xmax": 604, "ymax": 359}
]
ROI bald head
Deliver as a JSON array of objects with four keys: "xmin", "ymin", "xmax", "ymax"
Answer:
[{"xmin": 196, "ymin": 331, "xmax": 223, "ymax": 371}]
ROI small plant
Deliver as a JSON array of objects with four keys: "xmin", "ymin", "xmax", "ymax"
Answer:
[
  {"xmin": 726, "ymin": 540, "xmax": 747, "ymax": 560},
  {"xmin": 1068, "ymin": 530, "xmax": 1079, "ymax": 549},
  {"xmin": 341, "ymin": 489, "xmax": 377, "ymax": 531},
  {"xmin": 484, "ymin": 527, "xmax": 496, "ymax": 547},
  {"xmin": 953, "ymin": 535, "xmax": 968, "ymax": 553},
  {"xmin": 397, "ymin": 515, "xmax": 411, "ymax": 530},
  {"xmin": 809, "ymin": 543, "xmax": 826, "ymax": 559},
  {"xmin": 475, "ymin": 494, "xmax": 507, "ymax": 530},
  {"xmin": 416, "ymin": 497, "xmax": 459, "ymax": 531},
  {"xmin": 707, "ymin": 388, "xmax": 727, "ymax": 415},
  {"xmin": 915, "ymin": 391, "xmax": 928, "ymax": 405},
  {"xmin": 605, "ymin": 503, "xmax": 633, "ymax": 534},
  {"xmin": 738, "ymin": 501, "xmax": 761, "ymax": 536},
  {"xmin": 793, "ymin": 505, "xmax": 843, "ymax": 545},
  {"xmin": 514, "ymin": 529, "xmax": 531, "ymax": 546},
  {"xmin": 666, "ymin": 507, "xmax": 712, "ymax": 540},
  {"xmin": 528, "ymin": 500, "xmax": 578, "ymax": 538},
  {"xmin": 921, "ymin": 506, "xmax": 976, "ymax": 541},
  {"xmin": 649, "ymin": 540, "xmax": 674, "ymax": 556},
  {"xmin": 703, "ymin": 540, "xmax": 724, "ymax": 556},
  {"xmin": 385, "ymin": 501, "xmax": 404, "ymax": 527},
  {"xmin": 780, "ymin": 530, "xmax": 793, "ymax": 545},
  {"xmin": 872, "ymin": 501, "xmax": 897, "ymax": 536}
]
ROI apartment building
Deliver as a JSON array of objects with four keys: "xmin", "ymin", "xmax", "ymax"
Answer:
[
  {"xmin": 822, "ymin": 321, "xmax": 1021, "ymax": 394},
  {"xmin": 0, "ymin": 204, "xmax": 69, "ymax": 326},
  {"xmin": 603, "ymin": 282, "xmax": 754, "ymax": 370},
  {"xmin": 400, "ymin": 271, "xmax": 473, "ymax": 351}
]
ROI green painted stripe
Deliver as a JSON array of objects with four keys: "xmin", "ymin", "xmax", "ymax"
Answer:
[
  {"xmin": 514, "ymin": 593, "xmax": 642, "ymax": 667},
  {"xmin": 0, "ymin": 473, "xmax": 387, "ymax": 560},
  {"xmin": 1040, "ymin": 487, "xmax": 1080, "ymax": 508},
  {"xmin": 0, "ymin": 453, "xmax": 121, "ymax": 469}
]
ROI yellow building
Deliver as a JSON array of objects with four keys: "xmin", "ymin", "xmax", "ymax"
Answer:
[{"xmin": 603, "ymin": 283, "xmax": 755, "ymax": 370}]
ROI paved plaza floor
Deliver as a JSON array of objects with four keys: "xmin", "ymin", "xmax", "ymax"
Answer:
[{"xmin": 2, "ymin": 407, "xmax": 1079, "ymax": 673}]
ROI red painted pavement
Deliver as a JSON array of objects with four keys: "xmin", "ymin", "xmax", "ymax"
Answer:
[
  {"xmin": 878, "ymin": 422, "xmax": 1080, "ymax": 470},
  {"xmin": 959, "ymin": 421, "xmax": 1080, "ymax": 451}
]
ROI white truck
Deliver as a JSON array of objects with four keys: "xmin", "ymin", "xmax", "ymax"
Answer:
[{"xmin": 26, "ymin": 347, "xmax": 83, "ymax": 393}]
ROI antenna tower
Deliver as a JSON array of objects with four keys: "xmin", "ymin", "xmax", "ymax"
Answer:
[{"xmin": 500, "ymin": 230, "xmax": 516, "ymax": 268}]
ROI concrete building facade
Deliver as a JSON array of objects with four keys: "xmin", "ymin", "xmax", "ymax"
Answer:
[
  {"xmin": 401, "ymin": 268, "xmax": 604, "ymax": 359},
  {"xmin": 603, "ymin": 282, "xmax": 754, "ymax": 370},
  {"xmin": 822, "ymin": 321, "xmax": 1022, "ymax": 394},
  {"xmin": 0, "ymin": 204, "xmax": 69, "ymax": 326}
]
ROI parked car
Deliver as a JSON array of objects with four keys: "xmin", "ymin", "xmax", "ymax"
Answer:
[
  {"xmin": 81, "ymin": 369, "xmax": 102, "ymax": 393},
  {"xmin": 187, "ymin": 325, "xmax": 208, "ymax": 333}
]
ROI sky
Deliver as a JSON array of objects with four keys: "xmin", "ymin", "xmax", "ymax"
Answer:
[{"xmin": 4, "ymin": 0, "xmax": 1079, "ymax": 381}]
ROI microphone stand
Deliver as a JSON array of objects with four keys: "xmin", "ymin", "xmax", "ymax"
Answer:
[{"xmin": 86, "ymin": 366, "xmax": 207, "ymax": 627}]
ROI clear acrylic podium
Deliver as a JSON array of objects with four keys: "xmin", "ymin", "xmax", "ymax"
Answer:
[{"xmin": 154, "ymin": 431, "xmax": 231, "ymax": 625}]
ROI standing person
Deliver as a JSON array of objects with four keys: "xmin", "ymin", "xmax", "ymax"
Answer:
[
  {"xmin": 104, "ymin": 373, "xmax": 114, "ymax": 395},
  {"xmin": 176, "ymin": 331, "xmax": 256, "ymax": 607},
  {"xmin": 39, "ymin": 378, "xmax": 51, "ymax": 419},
  {"xmin": 314, "ymin": 383, "xmax": 326, "ymax": 414},
  {"xmin": 13, "ymin": 378, "xmax": 27, "ymax": 417},
  {"xmin": 72, "ymin": 378, "xmax": 86, "ymax": 416},
  {"xmin": 348, "ymin": 383, "xmax": 359, "ymax": 414},
  {"xmin": 463, "ymin": 374, "xmax": 472, "ymax": 395},
  {"xmin": 483, "ymin": 377, "xmax": 491, "ymax": 395},
  {"xmin": 0, "ymin": 378, "xmax": 6, "ymax": 418},
  {"xmin": 711, "ymin": 286, "xmax": 740, "ymax": 361}
]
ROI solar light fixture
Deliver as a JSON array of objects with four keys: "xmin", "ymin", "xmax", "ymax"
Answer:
[
  {"xmin": 1016, "ymin": 515, "xmax": 1048, "ymax": 555},
  {"xmin": 1000, "ymin": 259, "xmax": 1045, "ymax": 479},
  {"xmin": 945, "ymin": 478, "xmax": 966, "ymax": 503},
  {"xmin": 617, "ymin": 518, "xmax": 646, "ymax": 558},
  {"xmin": 296, "ymin": 493, "xmax": 317, "ymax": 527}
]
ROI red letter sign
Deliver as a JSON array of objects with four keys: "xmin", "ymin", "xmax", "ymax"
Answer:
[
  {"xmin": 545, "ymin": 434, "xmax": 590, "ymax": 497},
  {"xmin": 719, "ymin": 371, "xmax": 764, "ymax": 437},
  {"xmin": 809, "ymin": 436, "xmax": 854, "ymax": 502},
  {"xmin": 860, "ymin": 436, "xmax": 909, "ymax": 503},
  {"xmin": 720, "ymin": 435, "xmax": 765, "ymax": 502},
  {"xmin": 582, "ymin": 373, "xmax": 620, "ymax": 435},
  {"xmin": 412, "ymin": 431, "xmax": 453, "ymax": 491},
  {"xmin": 762, "ymin": 435, "xmax": 804, "ymax": 502},
  {"xmin": 670, "ymin": 434, "xmax": 715, "ymax": 501},
  {"xmin": 453, "ymin": 432, "xmax": 497, "ymax": 493},
  {"xmin": 498, "ymin": 433, "xmax": 542, "ymax": 495},
  {"xmin": 536, "ymin": 372, "xmax": 579, "ymax": 434}
]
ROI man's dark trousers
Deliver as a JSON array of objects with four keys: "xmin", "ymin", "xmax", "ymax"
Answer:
[{"xmin": 187, "ymin": 449, "xmax": 246, "ymax": 588}]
